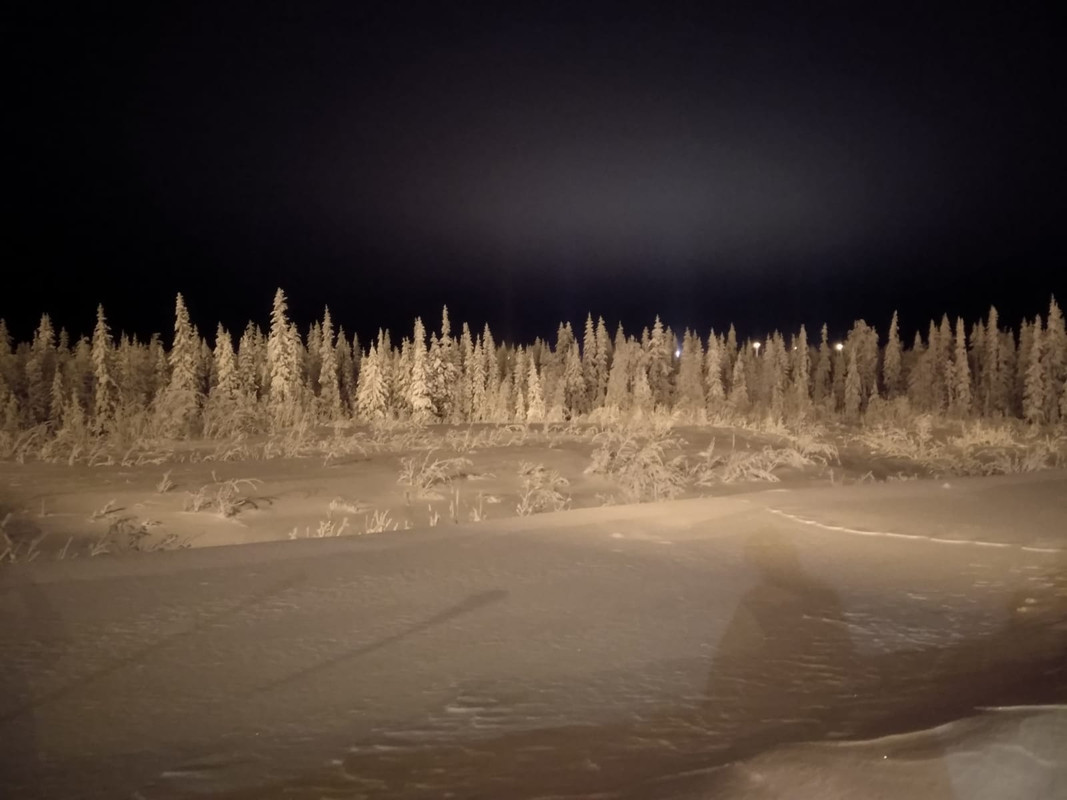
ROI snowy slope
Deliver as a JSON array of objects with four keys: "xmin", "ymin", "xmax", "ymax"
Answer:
[{"xmin": 1, "ymin": 473, "xmax": 1065, "ymax": 799}]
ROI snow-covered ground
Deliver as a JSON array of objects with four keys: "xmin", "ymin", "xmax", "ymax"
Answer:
[{"xmin": 2, "ymin": 472, "xmax": 1065, "ymax": 798}]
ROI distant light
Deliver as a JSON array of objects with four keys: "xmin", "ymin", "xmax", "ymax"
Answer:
[
  {"xmin": 834, "ymin": 342, "xmax": 844, "ymax": 352},
  {"xmin": 675, "ymin": 347, "xmax": 681, "ymax": 358},
  {"xmin": 752, "ymin": 341, "xmax": 761, "ymax": 351}
]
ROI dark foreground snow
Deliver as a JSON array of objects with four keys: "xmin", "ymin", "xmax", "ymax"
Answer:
[{"xmin": 2, "ymin": 473, "xmax": 1066, "ymax": 799}]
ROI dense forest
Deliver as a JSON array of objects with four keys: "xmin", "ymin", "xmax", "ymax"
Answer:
[{"xmin": 0, "ymin": 290, "xmax": 1065, "ymax": 454}]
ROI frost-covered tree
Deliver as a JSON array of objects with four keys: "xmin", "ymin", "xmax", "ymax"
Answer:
[
  {"xmin": 883, "ymin": 311, "xmax": 903, "ymax": 398},
  {"xmin": 982, "ymin": 307, "xmax": 1002, "ymax": 415},
  {"xmin": 675, "ymin": 330, "xmax": 705, "ymax": 418},
  {"xmin": 317, "ymin": 307, "xmax": 342, "ymax": 421},
  {"xmin": 951, "ymin": 317, "xmax": 972, "ymax": 416},
  {"xmin": 409, "ymin": 317, "xmax": 433, "ymax": 422},
  {"xmin": 26, "ymin": 314, "xmax": 57, "ymax": 424},
  {"xmin": 159, "ymin": 293, "xmax": 202, "ymax": 436},
  {"xmin": 562, "ymin": 342, "xmax": 586, "ymax": 418},
  {"xmin": 813, "ymin": 325, "xmax": 832, "ymax": 407},
  {"xmin": 1044, "ymin": 296, "xmax": 1066, "ymax": 423},
  {"xmin": 427, "ymin": 306, "xmax": 460, "ymax": 420},
  {"xmin": 526, "ymin": 357, "xmax": 545, "ymax": 422},
  {"xmin": 90, "ymin": 304, "xmax": 116, "ymax": 433},
  {"xmin": 266, "ymin": 288, "xmax": 301, "ymax": 422},
  {"xmin": 1023, "ymin": 317, "xmax": 1046, "ymax": 424},
  {"xmin": 844, "ymin": 346, "xmax": 862, "ymax": 421},
  {"xmin": 705, "ymin": 330, "xmax": 726, "ymax": 410},
  {"xmin": 790, "ymin": 324, "xmax": 811, "ymax": 417},
  {"xmin": 604, "ymin": 326, "xmax": 630, "ymax": 413},
  {"xmin": 354, "ymin": 343, "xmax": 387, "ymax": 421},
  {"xmin": 646, "ymin": 316, "xmax": 673, "ymax": 407},
  {"xmin": 727, "ymin": 347, "xmax": 749, "ymax": 412}
]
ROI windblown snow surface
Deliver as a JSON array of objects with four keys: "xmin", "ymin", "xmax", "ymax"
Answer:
[{"xmin": 2, "ymin": 471, "xmax": 1066, "ymax": 799}]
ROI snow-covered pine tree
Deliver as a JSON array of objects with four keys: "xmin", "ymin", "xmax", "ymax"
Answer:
[
  {"xmin": 457, "ymin": 322, "xmax": 474, "ymax": 421},
  {"xmin": 428, "ymin": 306, "xmax": 460, "ymax": 421},
  {"xmin": 1016, "ymin": 319, "xmax": 1034, "ymax": 416},
  {"xmin": 512, "ymin": 347, "xmax": 527, "ymax": 422},
  {"xmin": 335, "ymin": 326, "xmax": 356, "ymax": 414},
  {"xmin": 25, "ymin": 314, "xmax": 57, "ymax": 424},
  {"xmin": 581, "ymin": 313, "xmax": 598, "ymax": 404},
  {"xmin": 647, "ymin": 316, "xmax": 672, "ymax": 408},
  {"xmin": 981, "ymin": 307, "xmax": 1000, "ymax": 415},
  {"xmin": 705, "ymin": 330, "xmax": 726, "ymax": 411},
  {"xmin": 305, "ymin": 320, "xmax": 322, "ymax": 397},
  {"xmin": 951, "ymin": 317, "xmax": 972, "ymax": 417},
  {"xmin": 790, "ymin": 324, "xmax": 811, "ymax": 417},
  {"xmin": 1043, "ymin": 296, "xmax": 1066, "ymax": 423},
  {"xmin": 1023, "ymin": 316, "xmax": 1046, "ymax": 424},
  {"xmin": 674, "ymin": 330, "xmax": 705, "ymax": 420},
  {"xmin": 409, "ymin": 317, "xmax": 433, "ymax": 422},
  {"xmin": 354, "ymin": 343, "xmax": 387, "ymax": 421},
  {"xmin": 317, "ymin": 307, "xmax": 342, "ymax": 422},
  {"xmin": 727, "ymin": 348, "xmax": 749, "ymax": 412},
  {"xmin": 266, "ymin": 288, "xmax": 302, "ymax": 425},
  {"xmin": 812, "ymin": 324, "xmax": 832, "ymax": 407},
  {"xmin": 90, "ymin": 304, "xmax": 116, "ymax": 434},
  {"xmin": 997, "ymin": 328, "xmax": 1016, "ymax": 417},
  {"xmin": 883, "ymin": 311, "xmax": 903, "ymax": 398},
  {"xmin": 157, "ymin": 293, "xmax": 202, "ymax": 437},
  {"xmin": 843, "ymin": 343, "xmax": 862, "ymax": 421},
  {"xmin": 604, "ymin": 326, "xmax": 630, "ymax": 415},
  {"xmin": 562, "ymin": 342, "xmax": 586, "ymax": 419},
  {"xmin": 526, "ymin": 357, "xmax": 546, "ymax": 422},
  {"xmin": 594, "ymin": 316, "xmax": 611, "ymax": 407}
]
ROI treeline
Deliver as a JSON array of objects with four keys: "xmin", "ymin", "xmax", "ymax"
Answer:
[{"xmin": 0, "ymin": 289, "xmax": 1065, "ymax": 443}]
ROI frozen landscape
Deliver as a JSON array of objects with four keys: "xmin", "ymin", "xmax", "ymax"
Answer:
[{"xmin": 2, "ymin": 469, "xmax": 1065, "ymax": 799}]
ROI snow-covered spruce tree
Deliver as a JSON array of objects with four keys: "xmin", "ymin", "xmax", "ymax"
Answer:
[
  {"xmin": 1016, "ymin": 319, "xmax": 1035, "ymax": 417},
  {"xmin": 202, "ymin": 324, "xmax": 239, "ymax": 436},
  {"xmin": 789, "ymin": 324, "xmax": 811, "ymax": 418},
  {"xmin": 559, "ymin": 341, "xmax": 584, "ymax": 419},
  {"xmin": 705, "ymin": 330, "xmax": 726, "ymax": 412},
  {"xmin": 409, "ymin": 317, "xmax": 433, "ymax": 422},
  {"xmin": 266, "ymin": 289, "xmax": 303, "ymax": 427},
  {"xmin": 456, "ymin": 322, "xmax": 474, "ymax": 421},
  {"xmin": 354, "ymin": 343, "xmax": 387, "ymax": 421},
  {"xmin": 25, "ymin": 314, "xmax": 57, "ymax": 425},
  {"xmin": 907, "ymin": 330, "xmax": 933, "ymax": 411},
  {"xmin": 883, "ymin": 311, "xmax": 903, "ymax": 399},
  {"xmin": 428, "ymin": 306, "xmax": 460, "ymax": 421},
  {"xmin": 1043, "ymin": 296, "xmax": 1066, "ymax": 424},
  {"xmin": 647, "ymin": 316, "xmax": 673, "ymax": 408},
  {"xmin": 236, "ymin": 322, "xmax": 265, "ymax": 405},
  {"xmin": 727, "ymin": 347, "xmax": 749, "ymax": 413},
  {"xmin": 581, "ymin": 313, "xmax": 598, "ymax": 405},
  {"xmin": 812, "ymin": 325, "xmax": 832, "ymax": 408},
  {"xmin": 844, "ymin": 345, "xmax": 862, "ymax": 421},
  {"xmin": 603, "ymin": 326, "xmax": 630, "ymax": 415},
  {"xmin": 512, "ymin": 347, "xmax": 527, "ymax": 422},
  {"xmin": 334, "ymin": 326, "xmax": 356, "ymax": 415},
  {"xmin": 996, "ymin": 328, "xmax": 1016, "ymax": 417},
  {"xmin": 316, "ymin": 308, "xmax": 343, "ymax": 423},
  {"xmin": 305, "ymin": 320, "xmax": 322, "ymax": 398},
  {"xmin": 526, "ymin": 357, "xmax": 546, "ymax": 422},
  {"xmin": 90, "ymin": 304, "xmax": 117, "ymax": 434},
  {"xmin": 951, "ymin": 317, "xmax": 972, "ymax": 417},
  {"xmin": 157, "ymin": 293, "xmax": 202, "ymax": 438},
  {"xmin": 981, "ymin": 307, "xmax": 1001, "ymax": 416},
  {"xmin": 1023, "ymin": 317, "xmax": 1046, "ymax": 425},
  {"xmin": 594, "ymin": 316, "xmax": 611, "ymax": 408},
  {"xmin": 675, "ymin": 330, "xmax": 705, "ymax": 420}
]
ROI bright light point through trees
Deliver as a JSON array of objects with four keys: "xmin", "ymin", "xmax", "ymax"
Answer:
[{"xmin": 834, "ymin": 342, "xmax": 845, "ymax": 352}]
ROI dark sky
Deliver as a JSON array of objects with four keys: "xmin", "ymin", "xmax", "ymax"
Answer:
[{"xmin": 7, "ymin": 3, "xmax": 1065, "ymax": 345}]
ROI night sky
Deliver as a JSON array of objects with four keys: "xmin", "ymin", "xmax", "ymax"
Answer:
[{"xmin": 7, "ymin": 3, "xmax": 1065, "ymax": 345}]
